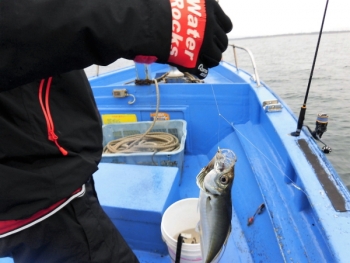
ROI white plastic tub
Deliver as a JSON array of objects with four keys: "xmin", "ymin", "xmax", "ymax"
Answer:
[{"xmin": 161, "ymin": 198, "xmax": 202, "ymax": 263}]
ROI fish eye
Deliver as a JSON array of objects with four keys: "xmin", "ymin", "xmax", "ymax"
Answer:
[{"xmin": 220, "ymin": 175, "xmax": 229, "ymax": 184}]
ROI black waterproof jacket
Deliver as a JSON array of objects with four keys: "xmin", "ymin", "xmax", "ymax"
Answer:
[{"xmin": 0, "ymin": 0, "xmax": 172, "ymax": 220}]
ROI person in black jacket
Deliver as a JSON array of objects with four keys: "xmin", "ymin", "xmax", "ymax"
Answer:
[{"xmin": 0, "ymin": 0, "xmax": 232, "ymax": 262}]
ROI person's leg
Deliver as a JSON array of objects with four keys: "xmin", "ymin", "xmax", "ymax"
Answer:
[
  {"xmin": 72, "ymin": 178, "xmax": 140, "ymax": 263},
  {"xmin": 0, "ymin": 179, "xmax": 139, "ymax": 263}
]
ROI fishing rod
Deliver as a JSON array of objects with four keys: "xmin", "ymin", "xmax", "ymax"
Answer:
[{"xmin": 291, "ymin": 0, "xmax": 329, "ymax": 137}]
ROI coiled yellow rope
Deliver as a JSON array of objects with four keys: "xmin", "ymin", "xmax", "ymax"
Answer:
[
  {"xmin": 103, "ymin": 79, "xmax": 180, "ymax": 154},
  {"xmin": 103, "ymin": 132, "xmax": 180, "ymax": 153}
]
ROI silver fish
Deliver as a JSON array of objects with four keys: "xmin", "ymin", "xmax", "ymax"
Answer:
[{"xmin": 196, "ymin": 148, "xmax": 236, "ymax": 263}]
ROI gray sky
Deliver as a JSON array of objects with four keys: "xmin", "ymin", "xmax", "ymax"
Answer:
[{"xmin": 219, "ymin": 0, "xmax": 350, "ymax": 38}]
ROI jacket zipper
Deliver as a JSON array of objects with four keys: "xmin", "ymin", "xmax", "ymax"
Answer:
[{"xmin": 38, "ymin": 77, "xmax": 68, "ymax": 156}]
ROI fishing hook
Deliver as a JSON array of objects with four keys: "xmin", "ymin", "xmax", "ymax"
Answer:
[{"xmin": 127, "ymin": 93, "xmax": 136, "ymax": 105}]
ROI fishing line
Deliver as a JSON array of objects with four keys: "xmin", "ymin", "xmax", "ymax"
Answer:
[
  {"xmin": 231, "ymin": 122, "xmax": 306, "ymax": 195},
  {"xmin": 211, "ymin": 84, "xmax": 234, "ymax": 146},
  {"xmin": 210, "ymin": 85, "xmax": 308, "ymax": 197},
  {"xmin": 211, "ymin": 84, "xmax": 222, "ymax": 145}
]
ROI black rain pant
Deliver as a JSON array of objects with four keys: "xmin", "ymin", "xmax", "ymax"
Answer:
[{"xmin": 0, "ymin": 178, "xmax": 139, "ymax": 263}]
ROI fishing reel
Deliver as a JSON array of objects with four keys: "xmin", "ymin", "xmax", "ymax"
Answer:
[{"xmin": 305, "ymin": 113, "xmax": 332, "ymax": 154}]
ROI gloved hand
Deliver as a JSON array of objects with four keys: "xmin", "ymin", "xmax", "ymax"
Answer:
[{"xmin": 168, "ymin": 0, "xmax": 232, "ymax": 78}]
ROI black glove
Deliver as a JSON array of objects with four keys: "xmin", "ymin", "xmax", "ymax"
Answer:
[{"xmin": 167, "ymin": 0, "xmax": 232, "ymax": 79}]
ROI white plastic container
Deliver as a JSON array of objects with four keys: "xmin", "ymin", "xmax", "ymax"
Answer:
[{"xmin": 161, "ymin": 198, "xmax": 202, "ymax": 263}]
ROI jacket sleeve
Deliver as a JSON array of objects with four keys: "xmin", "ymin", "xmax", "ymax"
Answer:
[{"xmin": 0, "ymin": 0, "xmax": 172, "ymax": 90}]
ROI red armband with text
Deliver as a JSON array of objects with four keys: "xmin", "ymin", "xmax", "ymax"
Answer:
[{"xmin": 168, "ymin": 0, "xmax": 206, "ymax": 68}]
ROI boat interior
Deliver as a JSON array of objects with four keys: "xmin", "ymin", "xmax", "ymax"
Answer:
[
  {"xmin": 1, "ymin": 57, "xmax": 349, "ymax": 263},
  {"xmin": 88, "ymin": 61, "xmax": 349, "ymax": 262}
]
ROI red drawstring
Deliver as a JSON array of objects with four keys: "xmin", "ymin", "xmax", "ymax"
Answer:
[{"xmin": 39, "ymin": 77, "xmax": 68, "ymax": 156}]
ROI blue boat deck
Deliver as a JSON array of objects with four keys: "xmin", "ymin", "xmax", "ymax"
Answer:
[
  {"xmin": 93, "ymin": 117, "xmax": 338, "ymax": 262},
  {"xmin": 92, "ymin": 136, "xmax": 259, "ymax": 262},
  {"xmin": 93, "ymin": 123, "xmax": 320, "ymax": 262}
]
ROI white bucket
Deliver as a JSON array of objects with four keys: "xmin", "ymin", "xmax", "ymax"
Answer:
[{"xmin": 161, "ymin": 198, "xmax": 202, "ymax": 263}]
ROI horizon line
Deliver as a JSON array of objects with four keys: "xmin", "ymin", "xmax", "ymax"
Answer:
[{"xmin": 230, "ymin": 30, "xmax": 350, "ymax": 40}]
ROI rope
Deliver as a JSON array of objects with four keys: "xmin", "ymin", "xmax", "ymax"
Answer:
[
  {"xmin": 103, "ymin": 79, "xmax": 180, "ymax": 154},
  {"xmin": 103, "ymin": 132, "xmax": 180, "ymax": 153}
]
